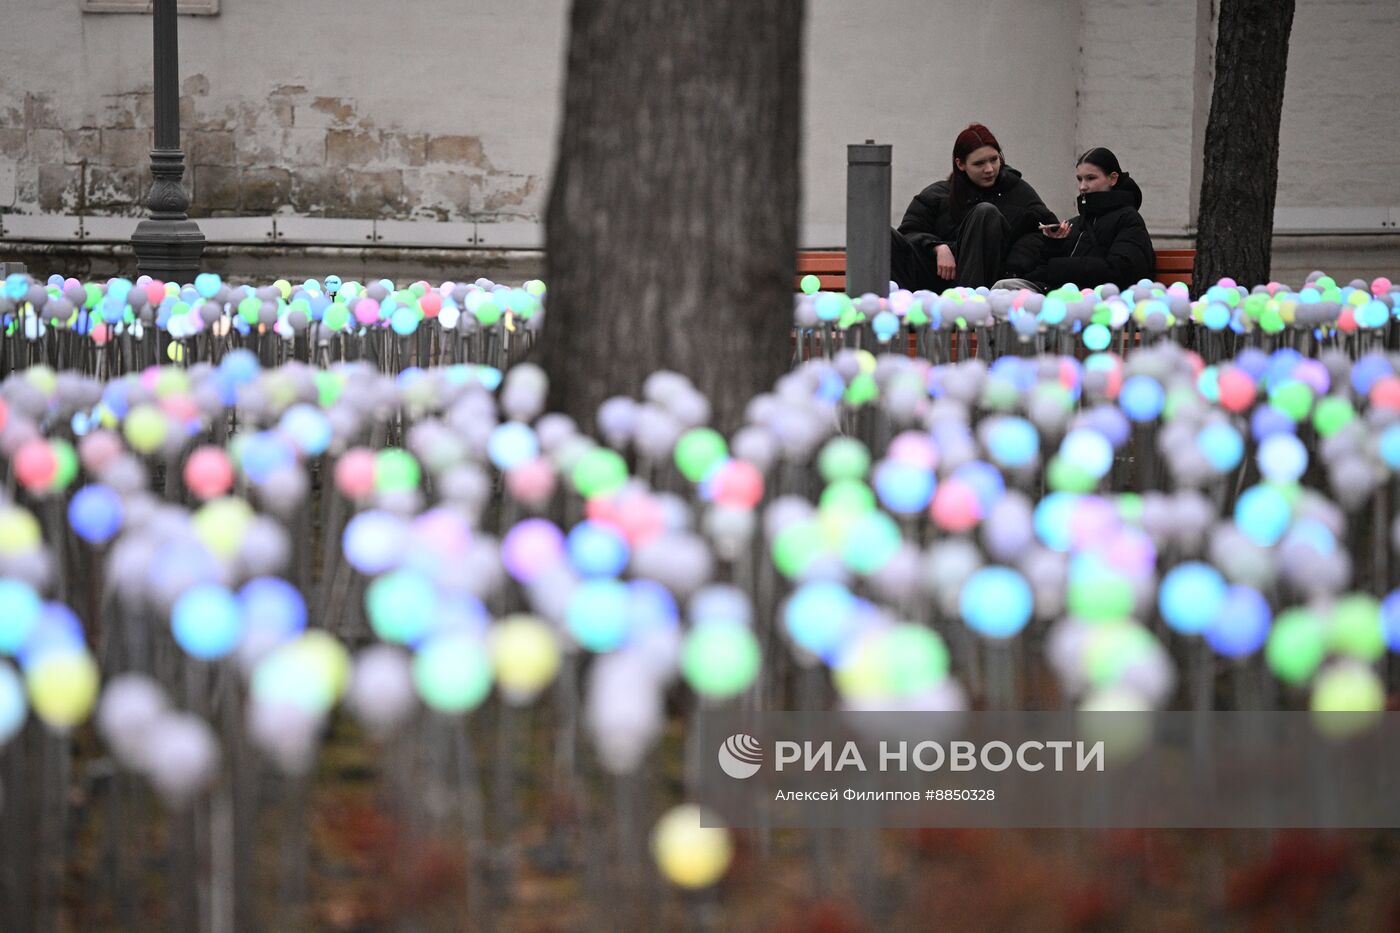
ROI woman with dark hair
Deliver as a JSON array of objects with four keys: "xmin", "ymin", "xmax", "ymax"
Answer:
[
  {"xmin": 890, "ymin": 123, "xmax": 1058, "ymax": 291},
  {"xmin": 994, "ymin": 147, "xmax": 1155, "ymax": 292}
]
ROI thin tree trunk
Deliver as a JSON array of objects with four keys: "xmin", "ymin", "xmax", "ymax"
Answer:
[
  {"xmin": 1193, "ymin": 0, "xmax": 1296, "ymax": 293},
  {"xmin": 541, "ymin": 0, "xmax": 803, "ymax": 435}
]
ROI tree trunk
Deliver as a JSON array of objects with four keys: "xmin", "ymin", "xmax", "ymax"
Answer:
[
  {"xmin": 1193, "ymin": 0, "xmax": 1296, "ymax": 292},
  {"xmin": 540, "ymin": 0, "xmax": 803, "ymax": 435}
]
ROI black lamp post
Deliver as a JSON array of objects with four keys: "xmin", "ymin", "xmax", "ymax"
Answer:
[{"xmin": 130, "ymin": 0, "xmax": 205, "ymax": 280}]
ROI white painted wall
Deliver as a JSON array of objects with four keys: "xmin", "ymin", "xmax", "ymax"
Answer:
[
  {"xmin": 0, "ymin": 0, "xmax": 1396, "ymax": 245},
  {"xmin": 805, "ymin": 0, "xmax": 1081, "ymax": 240}
]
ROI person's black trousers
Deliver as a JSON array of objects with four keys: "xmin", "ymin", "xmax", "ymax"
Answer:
[{"xmin": 890, "ymin": 203, "xmax": 1011, "ymax": 291}]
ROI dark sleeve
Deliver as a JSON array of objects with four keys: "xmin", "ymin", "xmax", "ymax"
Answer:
[
  {"xmin": 1042, "ymin": 211, "xmax": 1155, "ymax": 288},
  {"xmin": 897, "ymin": 189, "xmax": 948, "ymax": 254}
]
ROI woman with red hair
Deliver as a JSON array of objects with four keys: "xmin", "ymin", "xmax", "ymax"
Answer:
[{"xmin": 890, "ymin": 123, "xmax": 1057, "ymax": 291}]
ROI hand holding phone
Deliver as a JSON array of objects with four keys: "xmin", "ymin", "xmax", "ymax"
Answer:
[{"xmin": 1040, "ymin": 221, "xmax": 1070, "ymax": 239}]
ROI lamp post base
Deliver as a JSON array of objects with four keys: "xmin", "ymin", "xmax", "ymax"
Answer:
[{"xmin": 131, "ymin": 218, "xmax": 207, "ymax": 282}]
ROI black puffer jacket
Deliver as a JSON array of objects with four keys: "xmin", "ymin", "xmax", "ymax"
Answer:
[
  {"xmin": 897, "ymin": 166, "xmax": 1058, "ymax": 274},
  {"xmin": 1027, "ymin": 173, "xmax": 1155, "ymax": 289}
]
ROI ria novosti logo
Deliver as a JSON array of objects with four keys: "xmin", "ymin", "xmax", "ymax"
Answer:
[{"xmin": 718, "ymin": 734, "xmax": 763, "ymax": 779}]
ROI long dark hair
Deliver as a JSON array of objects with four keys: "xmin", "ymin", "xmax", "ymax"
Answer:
[
  {"xmin": 948, "ymin": 123, "xmax": 1002, "ymax": 221},
  {"xmin": 1076, "ymin": 147, "xmax": 1122, "ymax": 178}
]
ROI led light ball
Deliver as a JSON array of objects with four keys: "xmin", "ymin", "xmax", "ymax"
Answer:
[
  {"xmin": 835, "ymin": 624, "xmax": 950, "ymax": 699},
  {"xmin": 123, "ymin": 404, "xmax": 168, "ymax": 454},
  {"xmin": 191, "ymin": 497, "xmax": 254, "ymax": 561},
  {"xmin": 171, "ymin": 584, "xmax": 245, "ymax": 661},
  {"xmin": 14, "ymin": 440, "xmax": 57, "ymax": 492},
  {"xmin": 1310, "ymin": 662, "xmax": 1384, "ymax": 737},
  {"xmin": 566, "ymin": 520, "xmax": 630, "ymax": 578},
  {"xmin": 501, "ymin": 518, "xmax": 566, "ymax": 584},
  {"xmin": 839, "ymin": 509, "xmax": 903, "ymax": 577},
  {"xmin": 25, "ymin": 649, "xmax": 99, "ymax": 730},
  {"xmin": 675, "ymin": 429, "xmax": 728, "ymax": 484},
  {"xmin": 572, "ymin": 447, "xmax": 629, "ymax": 498},
  {"xmin": 651, "ymin": 805, "xmax": 733, "ymax": 889},
  {"xmin": 184, "ymin": 446, "xmax": 234, "ymax": 500},
  {"xmin": 412, "ymin": 632, "xmax": 493, "ymax": 714},
  {"xmin": 1158, "ymin": 562, "xmax": 1227, "ymax": 635},
  {"xmin": 1196, "ymin": 422, "xmax": 1243, "ymax": 472},
  {"xmin": 68, "ymin": 484, "xmax": 124, "ymax": 545},
  {"xmin": 1060, "ymin": 429, "xmax": 1114, "ymax": 479},
  {"xmin": 505, "ymin": 459, "xmax": 556, "ymax": 506},
  {"xmin": 1328, "ymin": 594, "xmax": 1384, "ymax": 661},
  {"xmin": 279, "ymin": 405, "xmax": 332, "ymax": 457},
  {"xmin": 342, "ymin": 510, "xmax": 409, "ymax": 575},
  {"xmin": 709, "ymin": 459, "xmax": 764, "ymax": 511},
  {"xmin": 1204, "ymin": 585, "xmax": 1271, "ymax": 657},
  {"xmin": 374, "ymin": 448, "xmax": 421, "ymax": 494},
  {"xmin": 1266, "ymin": 608, "xmax": 1327, "ymax": 686},
  {"xmin": 960, "ymin": 566, "xmax": 1032, "ymax": 639},
  {"xmin": 365, "ymin": 569, "xmax": 438, "ymax": 645},
  {"xmin": 873, "ymin": 459, "xmax": 935, "ymax": 514},
  {"xmin": 930, "ymin": 478, "xmax": 982, "ymax": 532},
  {"xmin": 782, "ymin": 581, "xmax": 858, "ymax": 663},
  {"xmin": 488, "ymin": 421, "xmax": 540, "ymax": 471},
  {"xmin": 681, "ymin": 621, "xmax": 760, "ymax": 700},
  {"xmin": 1119, "ymin": 375, "xmax": 1165, "ymax": 422},
  {"xmin": 489, "ymin": 614, "xmax": 561, "ymax": 704},
  {"xmin": 238, "ymin": 577, "xmax": 307, "ymax": 647},
  {"xmin": 0, "ymin": 580, "xmax": 42, "ymax": 655},
  {"xmin": 1234, "ymin": 484, "xmax": 1292, "ymax": 547},
  {"xmin": 334, "ymin": 448, "xmax": 377, "ymax": 501},
  {"xmin": 567, "ymin": 579, "xmax": 631, "ymax": 652},
  {"xmin": 818, "ymin": 437, "xmax": 871, "ymax": 482},
  {"xmin": 1257, "ymin": 433, "xmax": 1307, "ymax": 483},
  {"xmin": 983, "ymin": 417, "xmax": 1040, "ymax": 469}
]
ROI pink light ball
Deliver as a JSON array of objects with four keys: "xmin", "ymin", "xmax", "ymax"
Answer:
[
  {"xmin": 183, "ymin": 446, "xmax": 234, "ymax": 500},
  {"xmin": 14, "ymin": 440, "xmax": 57, "ymax": 492},
  {"xmin": 79, "ymin": 430, "xmax": 124, "ymax": 475},
  {"xmin": 710, "ymin": 460, "xmax": 764, "ymax": 511},
  {"xmin": 334, "ymin": 448, "xmax": 376, "ymax": 501},
  {"xmin": 505, "ymin": 459, "xmax": 556, "ymax": 506},
  {"xmin": 1373, "ymin": 277, "xmax": 1392, "ymax": 298},
  {"xmin": 930, "ymin": 479, "xmax": 982, "ymax": 532}
]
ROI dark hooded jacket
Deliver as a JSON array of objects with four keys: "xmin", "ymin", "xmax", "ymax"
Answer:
[
  {"xmin": 896, "ymin": 166, "xmax": 1058, "ymax": 275},
  {"xmin": 1026, "ymin": 172, "xmax": 1155, "ymax": 289}
]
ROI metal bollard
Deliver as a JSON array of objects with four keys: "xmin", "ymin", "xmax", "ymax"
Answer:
[{"xmin": 846, "ymin": 141, "xmax": 891, "ymax": 298}]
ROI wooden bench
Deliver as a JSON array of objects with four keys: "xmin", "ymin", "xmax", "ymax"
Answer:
[{"xmin": 796, "ymin": 248, "xmax": 1195, "ymax": 293}]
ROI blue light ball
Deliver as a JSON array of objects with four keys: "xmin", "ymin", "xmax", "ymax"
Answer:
[
  {"xmin": 1159, "ymin": 562, "xmax": 1227, "ymax": 635},
  {"xmin": 1204, "ymin": 585, "xmax": 1271, "ymax": 657},
  {"xmin": 960, "ymin": 566, "xmax": 1032, "ymax": 639},
  {"xmin": 68, "ymin": 484, "xmax": 123, "ymax": 545},
  {"xmin": 566, "ymin": 520, "xmax": 630, "ymax": 578},
  {"xmin": 172, "ymin": 584, "xmax": 245, "ymax": 660}
]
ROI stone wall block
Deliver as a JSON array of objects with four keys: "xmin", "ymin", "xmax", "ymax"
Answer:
[
  {"xmin": 326, "ymin": 129, "xmax": 381, "ymax": 166},
  {"xmin": 191, "ymin": 165, "xmax": 241, "ymax": 214},
  {"xmin": 62, "ymin": 130, "xmax": 102, "ymax": 164},
  {"xmin": 38, "ymin": 164, "xmax": 81, "ymax": 213},
  {"xmin": 241, "ymin": 167, "xmax": 293, "ymax": 213}
]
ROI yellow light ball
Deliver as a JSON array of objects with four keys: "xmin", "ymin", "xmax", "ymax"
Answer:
[
  {"xmin": 192, "ymin": 496, "xmax": 254, "ymax": 559},
  {"xmin": 651, "ymin": 804, "xmax": 733, "ymax": 890},
  {"xmin": 489, "ymin": 614, "xmax": 561, "ymax": 705},
  {"xmin": 167, "ymin": 341, "xmax": 185, "ymax": 363},
  {"xmin": 0, "ymin": 505, "xmax": 43, "ymax": 558},
  {"xmin": 123, "ymin": 404, "xmax": 167, "ymax": 454},
  {"xmin": 26, "ymin": 650, "xmax": 99, "ymax": 730}
]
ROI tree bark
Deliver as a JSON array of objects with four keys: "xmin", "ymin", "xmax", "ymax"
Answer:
[
  {"xmin": 1193, "ymin": 0, "xmax": 1296, "ymax": 292},
  {"xmin": 540, "ymin": 0, "xmax": 803, "ymax": 435}
]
